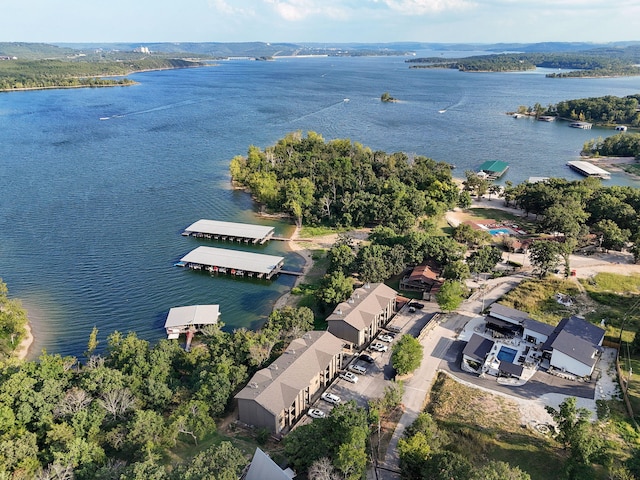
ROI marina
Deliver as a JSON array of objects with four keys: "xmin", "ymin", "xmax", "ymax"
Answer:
[
  {"xmin": 164, "ymin": 304, "xmax": 220, "ymax": 347},
  {"xmin": 177, "ymin": 246, "xmax": 285, "ymax": 280},
  {"xmin": 566, "ymin": 160, "xmax": 611, "ymax": 179},
  {"xmin": 182, "ymin": 219, "xmax": 275, "ymax": 245}
]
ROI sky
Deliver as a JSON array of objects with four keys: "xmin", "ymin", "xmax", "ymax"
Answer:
[{"xmin": 2, "ymin": 0, "xmax": 640, "ymax": 44}]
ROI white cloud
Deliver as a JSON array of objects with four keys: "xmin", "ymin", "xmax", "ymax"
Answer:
[
  {"xmin": 209, "ymin": 0, "xmax": 254, "ymax": 16},
  {"xmin": 373, "ymin": 0, "xmax": 477, "ymax": 14}
]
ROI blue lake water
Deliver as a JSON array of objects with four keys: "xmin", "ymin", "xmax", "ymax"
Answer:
[{"xmin": 1, "ymin": 54, "xmax": 639, "ymax": 358}]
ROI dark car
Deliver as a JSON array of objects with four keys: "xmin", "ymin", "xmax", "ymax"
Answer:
[
  {"xmin": 359, "ymin": 354, "xmax": 375, "ymax": 364},
  {"xmin": 409, "ymin": 302, "xmax": 424, "ymax": 309}
]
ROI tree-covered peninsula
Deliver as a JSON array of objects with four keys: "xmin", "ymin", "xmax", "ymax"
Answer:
[
  {"xmin": 407, "ymin": 46, "xmax": 640, "ymax": 77},
  {"xmin": 0, "ymin": 57, "xmax": 205, "ymax": 91},
  {"xmin": 0, "ymin": 279, "xmax": 29, "ymax": 359},
  {"xmin": 229, "ymin": 131, "xmax": 460, "ymax": 232}
]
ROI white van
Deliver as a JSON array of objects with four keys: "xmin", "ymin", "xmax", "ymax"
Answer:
[{"xmin": 387, "ymin": 325, "xmax": 402, "ymax": 333}]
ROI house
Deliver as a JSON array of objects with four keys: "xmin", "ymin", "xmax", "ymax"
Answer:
[
  {"xmin": 326, "ymin": 283, "xmax": 397, "ymax": 348},
  {"xmin": 522, "ymin": 318, "xmax": 555, "ymax": 345},
  {"xmin": 235, "ymin": 331, "xmax": 344, "ymax": 434},
  {"xmin": 542, "ymin": 316, "xmax": 605, "ymax": 378},
  {"xmin": 244, "ymin": 447, "xmax": 295, "ymax": 480},
  {"xmin": 462, "ymin": 333, "xmax": 495, "ymax": 372},
  {"xmin": 484, "ymin": 303, "xmax": 532, "ymax": 337},
  {"xmin": 399, "ymin": 264, "xmax": 442, "ymax": 298}
]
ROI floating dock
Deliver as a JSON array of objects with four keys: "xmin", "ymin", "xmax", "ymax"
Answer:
[
  {"xmin": 176, "ymin": 246, "xmax": 284, "ymax": 280},
  {"xmin": 477, "ymin": 160, "xmax": 509, "ymax": 180},
  {"xmin": 569, "ymin": 121, "xmax": 592, "ymax": 129},
  {"xmin": 165, "ymin": 304, "xmax": 220, "ymax": 341},
  {"xmin": 182, "ymin": 219, "xmax": 275, "ymax": 245},
  {"xmin": 567, "ymin": 160, "xmax": 610, "ymax": 180}
]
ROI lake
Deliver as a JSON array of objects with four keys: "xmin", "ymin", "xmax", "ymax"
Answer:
[{"xmin": 1, "ymin": 54, "xmax": 639, "ymax": 358}]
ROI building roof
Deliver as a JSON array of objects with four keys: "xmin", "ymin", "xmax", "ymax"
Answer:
[
  {"xmin": 463, "ymin": 333, "xmax": 495, "ymax": 363},
  {"xmin": 523, "ymin": 318, "xmax": 555, "ymax": 337},
  {"xmin": 479, "ymin": 160, "xmax": 509, "ymax": 173},
  {"xmin": 326, "ymin": 283, "xmax": 397, "ymax": 331},
  {"xmin": 407, "ymin": 264, "xmax": 439, "ymax": 283},
  {"xmin": 542, "ymin": 316, "xmax": 605, "ymax": 367},
  {"xmin": 183, "ymin": 219, "xmax": 274, "ymax": 241},
  {"xmin": 499, "ymin": 361, "xmax": 524, "ymax": 377},
  {"xmin": 235, "ymin": 331, "xmax": 344, "ymax": 416},
  {"xmin": 567, "ymin": 160, "xmax": 610, "ymax": 177},
  {"xmin": 489, "ymin": 303, "xmax": 533, "ymax": 325},
  {"xmin": 245, "ymin": 448, "xmax": 294, "ymax": 480},
  {"xmin": 180, "ymin": 246, "xmax": 284, "ymax": 275},
  {"xmin": 164, "ymin": 305, "xmax": 220, "ymax": 329}
]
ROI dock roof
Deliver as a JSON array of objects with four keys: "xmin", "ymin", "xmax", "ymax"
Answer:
[
  {"xmin": 567, "ymin": 161, "xmax": 610, "ymax": 178},
  {"xmin": 183, "ymin": 219, "xmax": 274, "ymax": 241},
  {"xmin": 165, "ymin": 305, "xmax": 220, "ymax": 329},
  {"xmin": 479, "ymin": 160, "xmax": 509, "ymax": 173},
  {"xmin": 180, "ymin": 246, "xmax": 284, "ymax": 275}
]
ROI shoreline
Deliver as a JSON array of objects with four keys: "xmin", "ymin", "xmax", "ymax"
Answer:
[
  {"xmin": 272, "ymin": 227, "xmax": 314, "ymax": 310},
  {"xmin": 15, "ymin": 321, "xmax": 33, "ymax": 361}
]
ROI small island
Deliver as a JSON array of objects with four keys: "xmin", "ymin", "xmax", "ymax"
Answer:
[{"xmin": 381, "ymin": 92, "xmax": 397, "ymax": 102}]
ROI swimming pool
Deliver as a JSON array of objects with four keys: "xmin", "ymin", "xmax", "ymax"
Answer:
[
  {"xmin": 488, "ymin": 227, "xmax": 514, "ymax": 236},
  {"xmin": 497, "ymin": 346, "xmax": 518, "ymax": 363}
]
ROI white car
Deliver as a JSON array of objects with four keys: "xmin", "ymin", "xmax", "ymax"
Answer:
[
  {"xmin": 349, "ymin": 364, "xmax": 367, "ymax": 375},
  {"xmin": 369, "ymin": 342, "xmax": 388, "ymax": 352},
  {"xmin": 378, "ymin": 334, "xmax": 394, "ymax": 343},
  {"xmin": 340, "ymin": 371, "xmax": 359, "ymax": 383},
  {"xmin": 321, "ymin": 392, "xmax": 341, "ymax": 405},
  {"xmin": 308, "ymin": 408, "xmax": 326, "ymax": 419}
]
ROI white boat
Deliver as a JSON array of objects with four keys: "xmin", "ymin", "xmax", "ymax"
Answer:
[{"xmin": 438, "ymin": 109, "xmax": 446, "ymax": 113}]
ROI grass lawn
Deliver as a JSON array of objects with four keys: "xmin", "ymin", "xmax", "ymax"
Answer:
[
  {"xmin": 464, "ymin": 207, "xmax": 537, "ymax": 231},
  {"xmin": 619, "ymin": 354, "xmax": 640, "ymax": 421},
  {"xmin": 427, "ymin": 373, "xmax": 565, "ymax": 480}
]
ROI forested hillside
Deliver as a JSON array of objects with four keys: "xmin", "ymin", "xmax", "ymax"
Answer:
[{"xmin": 229, "ymin": 131, "xmax": 460, "ymax": 232}]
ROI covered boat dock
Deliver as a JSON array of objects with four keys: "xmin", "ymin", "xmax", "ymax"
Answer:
[
  {"xmin": 177, "ymin": 246, "xmax": 284, "ymax": 280},
  {"xmin": 566, "ymin": 160, "xmax": 610, "ymax": 179},
  {"xmin": 182, "ymin": 219, "xmax": 275, "ymax": 244},
  {"xmin": 165, "ymin": 304, "xmax": 220, "ymax": 341},
  {"xmin": 477, "ymin": 160, "xmax": 509, "ymax": 180}
]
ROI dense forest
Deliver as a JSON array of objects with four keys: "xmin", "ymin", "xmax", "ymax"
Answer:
[
  {"xmin": 0, "ymin": 302, "xmax": 317, "ymax": 478},
  {"xmin": 582, "ymin": 133, "xmax": 640, "ymax": 158},
  {"xmin": 229, "ymin": 131, "xmax": 460, "ymax": 233},
  {"xmin": 554, "ymin": 94, "xmax": 640, "ymax": 126},
  {"xmin": 407, "ymin": 48, "xmax": 640, "ymax": 77},
  {"xmin": 0, "ymin": 57, "xmax": 204, "ymax": 91}
]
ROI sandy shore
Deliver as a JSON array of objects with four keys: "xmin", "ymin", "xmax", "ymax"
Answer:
[{"xmin": 15, "ymin": 322, "xmax": 33, "ymax": 360}]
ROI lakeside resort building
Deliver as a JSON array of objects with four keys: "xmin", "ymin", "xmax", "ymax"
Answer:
[
  {"xmin": 235, "ymin": 331, "xmax": 344, "ymax": 435},
  {"xmin": 462, "ymin": 303, "xmax": 605, "ymax": 381},
  {"xmin": 399, "ymin": 264, "xmax": 442, "ymax": 301},
  {"xmin": 326, "ymin": 283, "xmax": 398, "ymax": 349}
]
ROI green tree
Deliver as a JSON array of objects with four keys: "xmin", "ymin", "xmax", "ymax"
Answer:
[
  {"xmin": 436, "ymin": 280, "xmax": 466, "ymax": 312},
  {"xmin": 391, "ymin": 335, "xmax": 424, "ymax": 376},
  {"xmin": 595, "ymin": 219, "xmax": 630, "ymax": 252},
  {"xmin": 471, "ymin": 461, "xmax": 531, "ymax": 480},
  {"xmin": 528, "ymin": 240, "xmax": 562, "ymax": 278},
  {"xmin": 173, "ymin": 441, "xmax": 247, "ymax": 480},
  {"xmin": 316, "ymin": 271, "xmax": 353, "ymax": 310},
  {"xmin": 442, "ymin": 259, "xmax": 471, "ymax": 282},
  {"xmin": 468, "ymin": 245, "xmax": 503, "ymax": 274}
]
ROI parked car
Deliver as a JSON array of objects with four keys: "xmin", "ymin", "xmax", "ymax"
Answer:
[
  {"xmin": 308, "ymin": 408, "xmax": 326, "ymax": 419},
  {"xmin": 408, "ymin": 306, "xmax": 416, "ymax": 313},
  {"xmin": 349, "ymin": 364, "xmax": 367, "ymax": 375},
  {"xmin": 321, "ymin": 392, "xmax": 341, "ymax": 405},
  {"xmin": 340, "ymin": 371, "xmax": 359, "ymax": 383},
  {"xmin": 378, "ymin": 334, "xmax": 394, "ymax": 343},
  {"xmin": 409, "ymin": 302, "xmax": 424, "ymax": 309},
  {"xmin": 387, "ymin": 325, "xmax": 402, "ymax": 334},
  {"xmin": 359, "ymin": 354, "xmax": 375, "ymax": 364},
  {"xmin": 369, "ymin": 342, "xmax": 388, "ymax": 352}
]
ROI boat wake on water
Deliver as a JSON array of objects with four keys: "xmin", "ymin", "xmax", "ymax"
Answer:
[
  {"xmin": 288, "ymin": 99, "xmax": 349, "ymax": 124},
  {"xmin": 99, "ymin": 99, "xmax": 199, "ymax": 120}
]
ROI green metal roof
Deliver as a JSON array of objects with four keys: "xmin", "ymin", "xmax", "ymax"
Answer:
[{"xmin": 478, "ymin": 160, "xmax": 509, "ymax": 173}]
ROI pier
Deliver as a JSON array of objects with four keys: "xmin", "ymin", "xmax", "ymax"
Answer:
[
  {"xmin": 566, "ymin": 160, "xmax": 610, "ymax": 180},
  {"xmin": 182, "ymin": 219, "xmax": 275, "ymax": 245},
  {"xmin": 177, "ymin": 246, "xmax": 285, "ymax": 280}
]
